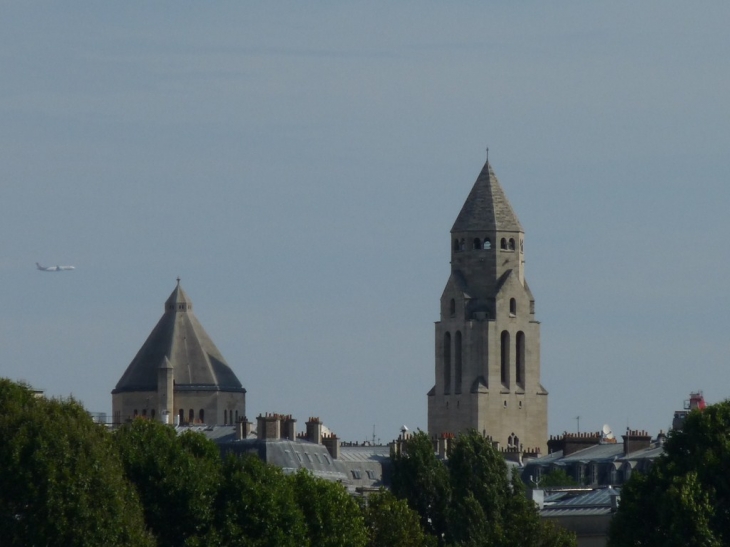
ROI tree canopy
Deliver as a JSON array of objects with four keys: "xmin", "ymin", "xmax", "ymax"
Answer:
[
  {"xmin": 392, "ymin": 430, "xmax": 576, "ymax": 547},
  {"xmin": 0, "ymin": 379, "xmax": 152, "ymax": 547},
  {"xmin": 609, "ymin": 400, "xmax": 730, "ymax": 546},
  {"xmin": 113, "ymin": 419, "xmax": 222, "ymax": 546}
]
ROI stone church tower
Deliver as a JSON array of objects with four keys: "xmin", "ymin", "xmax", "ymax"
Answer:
[
  {"xmin": 112, "ymin": 280, "xmax": 246, "ymax": 426},
  {"xmin": 427, "ymin": 160, "xmax": 548, "ymax": 453}
]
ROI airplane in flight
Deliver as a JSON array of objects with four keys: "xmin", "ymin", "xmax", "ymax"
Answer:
[{"xmin": 36, "ymin": 262, "xmax": 75, "ymax": 272}]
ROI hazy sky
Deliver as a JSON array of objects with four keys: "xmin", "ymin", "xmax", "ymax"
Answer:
[{"xmin": 2, "ymin": 3, "xmax": 729, "ymax": 443}]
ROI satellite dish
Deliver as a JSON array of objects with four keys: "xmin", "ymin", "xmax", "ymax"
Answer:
[
  {"xmin": 401, "ymin": 425, "xmax": 409, "ymax": 433},
  {"xmin": 602, "ymin": 424, "xmax": 612, "ymax": 435}
]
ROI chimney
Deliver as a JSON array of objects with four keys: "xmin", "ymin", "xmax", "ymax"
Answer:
[
  {"xmin": 257, "ymin": 413, "xmax": 281, "ymax": 440},
  {"xmin": 306, "ymin": 417, "xmax": 322, "ymax": 444},
  {"xmin": 622, "ymin": 429, "xmax": 652, "ymax": 456},
  {"xmin": 548, "ymin": 432, "xmax": 602, "ymax": 456},
  {"xmin": 322, "ymin": 433, "xmax": 340, "ymax": 459},
  {"xmin": 282, "ymin": 415, "xmax": 297, "ymax": 440}
]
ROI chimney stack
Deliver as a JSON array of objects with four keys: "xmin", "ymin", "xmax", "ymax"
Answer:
[
  {"xmin": 322, "ymin": 433, "xmax": 340, "ymax": 459},
  {"xmin": 257, "ymin": 413, "xmax": 281, "ymax": 440},
  {"xmin": 306, "ymin": 417, "xmax": 322, "ymax": 444}
]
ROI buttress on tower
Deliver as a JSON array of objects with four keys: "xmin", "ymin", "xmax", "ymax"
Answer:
[{"xmin": 427, "ymin": 160, "xmax": 548, "ymax": 453}]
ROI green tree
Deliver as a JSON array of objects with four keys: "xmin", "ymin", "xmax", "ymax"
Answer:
[
  {"xmin": 290, "ymin": 469, "xmax": 368, "ymax": 547},
  {"xmin": 363, "ymin": 489, "xmax": 436, "ymax": 547},
  {"xmin": 609, "ymin": 401, "xmax": 730, "ymax": 546},
  {"xmin": 536, "ymin": 468, "xmax": 578, "ymax": 488},
  {"xmin": 391, "ymin": 431, "xmax": 451, "ymax": 542},
  {"xmin": 0, "ymin": 379, "xmax": 153, "ymax": 547},
  {"xmin": 213, "ymin": 454, "xmax": 307, "ymax": 547},
  {"xmin": 391, "ymin": 430, "xmax": 575, "ymax": 547},
  {"xmin": 114, "ymin": 418, "xmax": 221, "ymax": 546}
]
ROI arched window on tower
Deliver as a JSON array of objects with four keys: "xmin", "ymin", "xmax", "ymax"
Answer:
[
  {"xmin": 455, "ymin": 331, "xmax": 462, "ymax": 394},
  {"xmin": 501, "ymin": 330, "xmax": 510, "ymax": 385},
  {"xmin": 500, "ymin": 238, "xmax": 507, "ymax": 250},
  {"xmin": 508, "ymin": 238, "xmax": 515, "ymax": 250},
  {"xmin": 516, "ymin": 331, "xmax": 525, "ymax": 387},
  {"xmin": 484, "ymin": 238, "xmax": 492, "ymax": 249},
  {"xmin": 459, "ymin": 238, "xmax": 465, "ymax": 251},
  {"xmin": 454, "ymin": 239, "xmax": 460, "ymax": 251},
  {"xmin": 510, "ymin": 298, "xmax": 517, "ymax": 316},
  {"xmin": 473, "ymin": 238, "xmax": 482, "ymax": 250},
  {"xmin": 449, "ymin": 299, "xmax": 456, "ymax": 317},
  {"xmin": 443, "ymin": 332, "xmax": 452, "ymax": 394}
]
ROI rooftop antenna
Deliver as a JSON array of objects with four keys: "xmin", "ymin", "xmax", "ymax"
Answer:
[
  {"xmin": 486, "ymin": 146, "xmax": 489, "ymax": 162},
  {"xmin": 372, "ymin": 424, "xmax": 376, "ymax": 445},
  {"xmin": 176, "ymin": 276, "xmax": 181, "ymax": 285},
  {"xmin": 576, "ymin": 416, "xmax": 580, "ymax": 434}
]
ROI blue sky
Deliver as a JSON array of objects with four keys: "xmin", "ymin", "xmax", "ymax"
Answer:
[{"xmin": 2, "ymin": 2, "xmax": 729, "ymax": 443}]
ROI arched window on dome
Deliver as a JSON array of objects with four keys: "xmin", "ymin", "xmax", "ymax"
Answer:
[
  {"xmin": 444, "ymin": 332, "xmax": 452, "ymax": 394},
  {"xmin": 473, "ymin": 238, "xmax": 482, "ymax": 250},
  {"xmin": 501, "ymin": 330, "xmax": 510, "ymax": 385}
]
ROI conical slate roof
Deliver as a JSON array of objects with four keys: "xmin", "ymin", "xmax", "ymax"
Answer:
[
  {"xmin": 451, "ymin": 161, "xmax": 523, "ymax": 233},
  {"xmin": 112, "ymin": 281, "xmax": 245, "ymax": 394}
]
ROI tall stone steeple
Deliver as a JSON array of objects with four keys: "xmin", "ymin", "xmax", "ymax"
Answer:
[{"xmin": 428, "ymin": 160, "xmax": 548, "ymax": 454}]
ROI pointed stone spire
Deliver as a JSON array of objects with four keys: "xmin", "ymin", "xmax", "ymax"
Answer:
[
  {"xmin": 165, "ymin": 277, "xmax": 192, "ymax": 312},
  {"xmin": 451, "ymin": 161, "xmax": 523, "ymax": 233}
]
